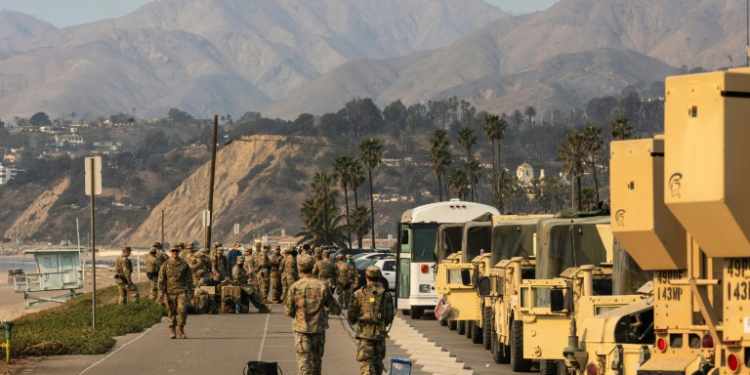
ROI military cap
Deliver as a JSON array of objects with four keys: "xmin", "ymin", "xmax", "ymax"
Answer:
[
  {"xmin": 152, "ymin": 242, "xmax": 162, "ymax": 248},
  {"xmin": 254, "ymin": 240, "xmax": 262, "ymax": 244},
  {"xmin": 302, "ymin": 244, "xmax": 311, "ymax": 251},
  {"xmin": 297, "ymin": 255, "xmax": 315, "ymax": 272},
  {"xmin": 322, "ymin": 249, "xmax": 331, "ymax": 255},
  {"xmin": 314, "ymin": 247, "xmax": 322, "ymax": 254},
  {"xmin": 121, "ymin": 246, "xmax": 132, "ymax": 253},
  {"xmin": 149, "ymin": 247, "xmax": 157, "ymax": 253},
  {"xmin": 282, "ymin": 248, "xmax": 291, "ymax": 254},
  {"xmin": 202, "ymin": 248, "xmax": 211, "ymax": 254},
  {"xmin": 177, "ymin": 242, "xmax": 186, "ymax": 248},
  {"xmin": 262, "ymin": 245, "xmax": 270, "ymax": 250},
  {"xmin": 274, "ymin": 245, "xmax": 281, "ymax": 249},
  {"xmin": 213, "ymin": 241, "xmax": 222, "ymax": 248},
  {"xmin": 187, "ymin": 243, "xmax": 195, "ymax": 250},
  {"xmin": 346, "ymin": 255, "xmax": 353, "ymax": 260},
  {"xmin": 336, "ymin": 254, "xmax": 344, "ymax": 260},
  {"xmin": 365, "ymin": 266, "xmax": 382, "ymax": 279},
  {"xmin": 170, "ymin": 245, "xmax": 181, "ymax": 252}
]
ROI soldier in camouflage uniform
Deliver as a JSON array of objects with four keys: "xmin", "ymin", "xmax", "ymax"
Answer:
[
  {"xmin": 301, "ymin": 244, "xmax": 311, "ymax": 256},
  {"xmin": 211, "ymin": 242, "xmax": 231, "ymax": 283},
  {"xmin": 285, "ymin": 255, "xmax": 341, "ymax": 375},
  {"xmin": 185, "ymin": 244, "xmax": 208, "ymax": 290},
  {"xmin": 242, "ymin": 248, "xmax": 255, "ymax": 286},
  {"xmin": 335, "ymin": 254, "xmax": 353, "ymax": 308},
  {"xmin": 346, "ymin": 254, "xmax": 358, "ymax": 292},
  {"xmin": 232, "ymin": 257, "xmax": 272, "ymax": 313},
  {"xmin": 157, "ymin": 245, "xmax": 194, "ymax": 339},
  {"xmin": 312, "ymin": 249, "xmax": 339, "ymax": 292},
  {"xmin": 145, "ymin": 243, "xmax": 165, "ymax": 300},
  {"xmin": 270, "ymin": 246, "xmax": 283, "ymax": 303},
  {"xmin": 115, "ymin": 246, "xmax": 140, "ymax": 305},
  {"xmin": 253, "ymin": 245, "xmax": 271, "ymax": 302},
  {"xmin": 156, "ymin": 242, "xmax": 170, "ymax": 269},
  {"xmin": 312, "ymin": 247, "xmax": 323, "ymax": 266},
  {"xmin": 280, "ymin": 247, "xmax": 299, "ymax": 302},
  {"xmin": 348, "ymin": 266, "xmax": 394, "ymax": 375}
]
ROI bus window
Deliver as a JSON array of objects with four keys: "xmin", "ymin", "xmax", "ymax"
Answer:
[
  {"xmin": 413, "ymin": 225, "xmax": 438, "ymax": 262},
  {"xmin": 400, "ymin": 226, "xmax": 411, "ymax": 253},
  {"xmin": 401, "ymin": 230, "xmax": 409, "ymax": 245}
]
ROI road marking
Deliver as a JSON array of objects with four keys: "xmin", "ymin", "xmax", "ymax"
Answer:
[
  {"xmin": 79, "ymin": 326, "xmax": 153, "ymax": 374},
  {"xmin": 257, "ymin": 313, "xmax": 271, "ymax": 361}
]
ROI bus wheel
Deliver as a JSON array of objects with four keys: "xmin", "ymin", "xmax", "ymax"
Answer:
[
  {"xmin": 510, "ymin": 320, "xmax": 532, "ymax": 372},
  {"xmin": 410, "ymin": 306, "xmax": 423, "ymax": 319}
]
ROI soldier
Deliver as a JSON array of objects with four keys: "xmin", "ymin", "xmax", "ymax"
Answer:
[
  {"xmin": 185, "ymin": 244, "xmax": 208, "ymax": 290},
  {"xmin": 348, "ymin": 266, "xmax": 394, "ymax": 375},
  {"xmin": 156, "ymin": 242, "xmax": 170, "ymax": 267},
  {"xmin": 242, "ymin": 248, "xmax": 255, "ymax": 286},
  {"xmin": 285, "ymin": 255, "xmax": 342, "ymax": 375},
  {"xmin": 145, "ymin": 243, "xmax": 164, "ymax": 300},
  {"xmin": 346, "ymin": 254, "xmax": 358, "ymax": 293},
  {"xmin": 280, "ymin": 247, "xmax": 299, "ymax": 302},
  {"xmin": 253, "ymin": 245, "xmax": 271, "ymax": 302},
  {"xmin": 211, "ymin": 242, "xmax": 231, "ymax": 282},
  {"xmin": 335, "ymin": 254, "xmax": 352, "ymax": 308},
  {"xmin": 301, "ymin": 244, "xmax": 311, "ymax": 256},
  {"xmin": 115, "ymin": 246, "xmax": 140, "ymax": 305},
  {"xmin": 270, "ymin": 246, "xmax": 283, "ymax": 303},
  {"xmin": 157, "ymin": 245, "xmax": 194, "ymax": 339},
  {"xmin": 227, "ymin": 241, "xmax": 242, "ymax": 266},
  {"xmin": 312, "ymin": 249, "xmax": 339, "ymax": 292},
  {"xmin": 253, "ymin": 240, "xmax": 262, "ymax": 257},
  {"xmin": 313, "ymin": 247, "xmax": 323, "ymax": 265},
  {"xmin": 232, "ymin": 257, "xmax": 272, "ymax": 313}
]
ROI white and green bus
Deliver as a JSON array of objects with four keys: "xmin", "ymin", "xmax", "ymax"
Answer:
[{"xmin": 396, "ymin": 200, "xmax": 500, "ymax": 318}]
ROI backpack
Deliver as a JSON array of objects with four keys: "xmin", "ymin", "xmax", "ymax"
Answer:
[
  {"xmin": 359, "ymin": 286, "xmax": 390, "ymax": 325},
  {"xmin": 192, "ymin": 289, "xmax": 211, "ymax": 314},
  {"xmin": 243, "ymin": 361, "xmax": 281, "ymax": 375}
]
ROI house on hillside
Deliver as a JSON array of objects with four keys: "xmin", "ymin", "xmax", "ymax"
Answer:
[
  {"xmin": 91, "ymin": 141, "xmax": 123, "ymax": 155},
  {"xmin": 54, "ymin": 134, "xmax": 85, "ymax": 148},
  {"xmin": 0, "ymin": 163, "xmax": 23, "ymax": 185},
  {"xmin": 516, "ymin": 162, "xmax": 535, "ymax": 185}
]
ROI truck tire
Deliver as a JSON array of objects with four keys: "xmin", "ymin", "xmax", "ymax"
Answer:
[
  {"xmin": 402, "ymin": 309, "xmax": 410, "ymax": 316},
  {"xmin": 466, "ymin": 321, "xmax": 473, "ymax": 339},
  {"xmin": 458, "ymin": 320, "xmax": 466, "ymax": 335},
  {"xmin": 540, "ymin": 360, "xmax": 565, "ymax": 375},
  {"xmin": 510, "ymin": 320, "xmax": 532, "ymax": 372},
  {"xmin": 491, "ymin": 329, "xmax": 510, "ymax": 364},
  {"xmin": 483, "ymin": 307, "xmax": 492, "ymax": 350},
  {"xmin": 440, "ymin": 319, "xmax": 448, "ymax": 327},
  {"xmin": 449, "ymin": 320, "xmax": 457, "ymax": 330},
  {"xmin": 471, "ymin": 320, "xmax": 483, "ymax": 344},
  {"xmin": 410, "ymin": 306, "xmax": 423, "ymax": 320}
]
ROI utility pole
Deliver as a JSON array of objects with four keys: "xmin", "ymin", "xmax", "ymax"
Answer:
[
  {"xmin": 205, "ymin": 115, "xmax": 219, "ymax": 249},
  {"xmin": 85, "ymin": 156, "xmax": 102, "ymax": 329},
  {"xmin": 161, "ymin": 209, "xmax": 164, "ymax": 245}
]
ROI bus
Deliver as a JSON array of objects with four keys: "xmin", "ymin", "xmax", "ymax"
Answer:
[{"xmin": 396, "ymin": 199, "xmax": 500, "ymax": 318}]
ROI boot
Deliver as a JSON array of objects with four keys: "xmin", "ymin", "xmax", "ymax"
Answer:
[
  {"xmin": 169, "ymin": 327, "xmax": 176, "ymax": 339},
  {"xmin": 258, "ymin": 305, "xmax": 272, "ymax": 314},
  {"xmin": 177, "ymin": 326, "xmax": 186, "ymax": 339}
]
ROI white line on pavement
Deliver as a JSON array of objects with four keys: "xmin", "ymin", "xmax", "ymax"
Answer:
[
  {"xmin": 257, "ymin": 313, "xmax": 271, "ymax": 361},
  {"xmin": 78, "ymin": 326, "xmax": 154, "ymax": 375}
]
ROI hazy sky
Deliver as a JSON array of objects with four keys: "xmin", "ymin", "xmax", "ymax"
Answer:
[{"xmin": 0, "ymin": 0, "xmax": 560, "ymax": 28}]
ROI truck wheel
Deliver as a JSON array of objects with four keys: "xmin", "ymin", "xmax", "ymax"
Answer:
[
  {"xmin": 540, "ymin": 360, "xmax": 565, "ymax": 375},
  {"xmin": 482, "ymin": 307, "xmax": 492, "ymax": 350},
  {"xmin": 510, "ymin": 320, "xmax": 532, "ymax": 372},
  {"xmin": 471, "ymin": 320, "xmax": 483, "ymax": 344},
  {"xmin": 402, "ymin": 309, "xmax": 410, "ymax": 316},
  {"xmin": 458, "ymin": 321, "xmax": 466, "ymax": 335},
  {"xmin": 492, "ymin": 330, "xmax": 510, "ymax": 364},
  {"xmin": 466, "ymin": 321, "xmax": 473, "ymax": 339},
  {"xmin": 410, "ymin": 306, "xmax": 423, "ymax": 319},
  {"xmin": 440, "ymin": 319, "xmax": 448, "ymax": 326},
  {"xmin": 449, "ymin": 320, "xmax": 457, "ymax": 330}
]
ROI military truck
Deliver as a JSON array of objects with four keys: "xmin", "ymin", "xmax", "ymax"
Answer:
[{"xmin": 435, "ymin": 221, "xmax": 468, "ymax": 329}]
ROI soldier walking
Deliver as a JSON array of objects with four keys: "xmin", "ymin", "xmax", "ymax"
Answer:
[
  {"xmin": 270, "ymin": 246, "xmax": 283, "ymax": 303},
  {"xmin": 285, "ymin": 255, "xmax": 341, "ymax": 375},
  {"xmin": 253, "ymin": 245, "xmax": 271, "ymax": 302},
  {"xmin": 335, "ymin": 254, "xmax": 352, "ymax": 308},
  {"xmin": 115, "ymin": 246, "xmax": 140, "ymax": 305},
  {"xmin": 312, "ymin": 249, "xmax": 339, "ymax": 292},
  {"xmin": 157, "ymin": 245, "xmax": 194, "ymax": 339},
  {"xmin": 232, "ymin": 257, "xmax": 272, "ymax": 313},
  {"xmin": 280, "ymin": 247, "xmax": 299, "ymax": 302},
  {"xmin": 348, "ymin": 267, "xmax": 394, "ymax": 375},
  {"xmin": 346, "ymin": 254, "xmax": 358, "ymax": 292},
  {"xmin": 145, "ymin": 243, "xmax": 164, "ymax": 300}
]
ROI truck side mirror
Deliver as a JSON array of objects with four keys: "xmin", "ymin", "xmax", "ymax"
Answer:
[
  {"xmin": 550, "ymin": 289, "xmax": 565, "ymax": 312},
  {"xmin": 477, "ymin": 277, "xmax": 491, "ymax": 296},
  {"xmin": 461, "ymin": 269, "xmax": 471, "ymax": 286}
]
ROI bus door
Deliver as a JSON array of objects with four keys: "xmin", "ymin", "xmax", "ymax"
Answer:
[{"xmin": 396, "ymin": 223, "xmax": 412, "ymax": 309}]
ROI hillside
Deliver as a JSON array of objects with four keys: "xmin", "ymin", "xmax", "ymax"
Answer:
[{"xmin": 0, "ymin": 0, "xmax": 505, "ymax": 119}]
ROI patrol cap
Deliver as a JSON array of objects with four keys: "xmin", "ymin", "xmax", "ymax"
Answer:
[
  {"xmin": 274, "ymin": 245, "xmax": 281, "ymax": 250},
  {"xmin": 213, "ymin": 241, "xmax": 222, "ymax": 248},
  {"xmin": 178, "ymin": 242, "xmax": 186, "ymax": 248},
  {"xmin": 346, "ymin": 255, "xmax": 353, "ymax": 260},
  {"xmin": 365, "ymin": 266, "xmax": 381, "ymax": 279},
  {"xmin": 170, "ymin": 245, "xmax": 180, "ymax": 252},
  {"xmin": 122, "ymin": 246, "xmax": 132, "ymax": 254},
  {"xmin": 297, "ymin": 255, "xmax": 315, "ymax": 272},
  {"xmin": 149, "ymin": 247, "xmax": 157, "ymax": 253},
  {"xmin": 262, "ymin": 245, "xmax": 270, "ymax": 250},
  {"xmin": 255, "ymin": 240, "xmax": 262, "ymax": 244},
  {"xmin": 152, "ymin": 242, "xmax": 162, "ymax": 248},
  {"xmin": 336, "ymin": 254, "xmax": 343, "ymax": 260},
  {"xmin": 282, "ymin": 249, "xmax": 291, "ymax": 254},
  {"xmin": 187, "ymin": 243, "xmax": 195, "ymax": 250},
  {"xmin": 314, "ymin": 247, "xmax": 322, "ymax": 254},
  {"xmin": 202, "ymin": 248, "xmax": 211, "ymax": 254}
]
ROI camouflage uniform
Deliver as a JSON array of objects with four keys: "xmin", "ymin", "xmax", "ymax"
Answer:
[
  {"xmin": 232, "ymin": 259, "xmax": 272, "ymax": 313},
  {"xmin": 157, "ymin": 246, "xmax": 194, "ymax": 339},
  {"xmin": 280, "ymin": 248, "xmax": 299, "ymax": 302},
  {"xmin": 270, "ymin": 247, "xmax": 283, "ymax": 302},
  {"xmin": 312, "ymin": 250, "xmax": 339, "ymax": 292},
  {"xmin": 285, "ymin": 255, "xmax": 342, "ymax": 375},
  {"xmin": 253, "ymin": 246, "xmax": 271, "ymax": 300},
  {"xmin": 348, "ymin": 267, "xmax": 394, "ymax": 375},
  {"xmin": 242, "ymin": 250, "xmax": 256, "ymax": 285},
  {"xmin": 145, "ymin": 244, "xmax": 164, "ymax": 300},
  {"xmin": 335, "ymin": 255, "xmax": 353, "ymax": 308},
  {"xmin": 347, "ymin": 255, "xmax": 358, "ymax": 292},
  {"xmin": 115, "ymin": 246, "xmax": 140, "ymax": 305},
  {"xmin": 211, "ymin": 243, "xmax": 231, "ymax": 283},
  {"xmin": 185, "ymin": 246, "xmax": 208, "ymax": 292}
]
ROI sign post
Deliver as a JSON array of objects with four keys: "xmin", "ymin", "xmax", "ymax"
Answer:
[
  {"xmin": 234, "ymin": 223, "xmax": 240, "ymax": 241},
  {"xmin": 85, "ymin": 156, "xmax": 102, "ymax": 329}
]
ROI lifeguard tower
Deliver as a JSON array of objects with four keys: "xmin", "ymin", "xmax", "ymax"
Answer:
[{"xmin": 13, "ymin": 249, "xmax": 84, "ymax": 308}]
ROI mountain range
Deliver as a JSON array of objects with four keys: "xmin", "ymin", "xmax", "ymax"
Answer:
[{"xmin": 0, "ymin": 0, "xmax": 746, "ymax": 120}]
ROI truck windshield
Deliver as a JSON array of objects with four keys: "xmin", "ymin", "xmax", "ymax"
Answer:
[
  {"xmin": 536, "ymin": 221, "xmax": 608, "ymax": 280},
  {"xmin": 491, "ymin": 223, "xmax": 536, "ymax": 266},
  {"xmin": 462, "ymin": 225, "xmax": 492, "ymax": 263},
  {"xmin": 435, "ymin": 225, "xmax": 463, "ymax": 264},
  {"xmin": 412, "ymin": 224, "xmax": 439, "ymax": 263}
]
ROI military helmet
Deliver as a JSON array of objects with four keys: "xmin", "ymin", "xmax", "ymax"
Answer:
[
  {"xmin": 297, "ymin": 255, "xmax": 315, "ymax": 272},
  {"xmin": 365, "ymin": 266, "xmax": 382, "ymax": 279},
  {"xmin": 336, "ymin": 254, "xmax": 344, "ymax": 260},
  {"xmin": 346, "ymin": 255, "xmax": 353, "ymax": 260}
]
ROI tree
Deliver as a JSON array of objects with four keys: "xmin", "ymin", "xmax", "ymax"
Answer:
[
  {"xmin": 482, "ymin": 113, "xmax": 508, "ymax": 204},
  {"xmin": 448, "ymin": 167, "xmax": 469, "ymax": 200},
  {"xmin": 332, "ymin": 155, "xmax": 358, "ymax": 247},
  {"xmin": 463, "ymin": 158, "xmax": 482, "ymax": 202},
  {"xmin": 538, "ymin": 177, "xmax": 568, "ymax": 214},
  {"xmin": 167, "ymin": 108, "xmax": 195, "ymax": 123},
  {"xmin": 383, "ymin": 100, "xmax": 408, "ymax": 130},
  {"xmin": 429, "ymin": 129, "xmax": 451, "ymax": 201},
  {"xmin": 583, "ymin": 125, "xmax": 603, "ymax": 203},
  {"xmin": 457, "ymin": 126, "xmax": 477, "ymax": 159},
  {"xmin": 29, "ymin": 112, "xmax": 51, "ymax": 126},
  {"xmin": 610, "ymin": 116, "xmax": 633, "ymax": 141},
  {"xmin": 511, "ymin": 110, "xmax": 524, "ymax": 128},
  {"xmin": 556, "ymin": 130, "xmax": 587, "ymax": 210},
  {"xmin": 69, "ymin": 112, "xmax": 77, "ymax": 123},
  {"xmin": 359, "ymin": 137, "xmax": 383, "ymax": 248},
  {"xmin": 349, "ymin": 205, "xmax": 371, "ymax": 249}
]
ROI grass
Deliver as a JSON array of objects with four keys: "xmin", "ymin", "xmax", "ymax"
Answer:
[{"xmin": 5, "ymin": 283, "xmax": 165, "ymax": 357}]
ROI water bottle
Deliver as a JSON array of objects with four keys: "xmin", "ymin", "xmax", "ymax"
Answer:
[{"xmin": 235, "ymin": 301, "xmax": 241, "ymax": 314}]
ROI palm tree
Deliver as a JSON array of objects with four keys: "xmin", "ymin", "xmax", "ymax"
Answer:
[
  {"xmin": 448, "ymin": 167, "xmax": 469, "ymax": 200},
  {"xmin": 332, "ymin": 155, "xmax": 356, "ymax": 247},
  {"xmin": 349, "ymin": 205, "xmax": 372, "ymax": 249},
  {"xmin": 482, "ymin": 114, "xmax": 508, "ymax": 200},
  {"xmin": 610, "ymin": 116, "xmax": 633, "ymax": 141},
  {"xmin": 463, "ymin": 158, "xmax": 482, "ymax": 202},
  {"xmin": 457, "ymin": 126, "xmax": 477, "ymax": 160},
  {"xmin": 482, "ymin": 114, "xmax": 501, "ymax": 185},
  {"xmin": 583, "ymin": 125, "xmax": 603, "ymax": 203},
  {"xmin": 310, "ymin": 172, "xmax": 338, "ymax": 244},
  {"xmin": 430, "ymin": 129, "xmax": 451, "ymax": 201},
  {"xmin": 359, "ymin": 137, "xmax": 383, "ymax": 249},
  {"xmin": 556, "ymin": 130, "xmax": 587, "ymax": 210},
  {"xmin": 525, "ymin": 106, "xmax": 537, "ymax": 157}
]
